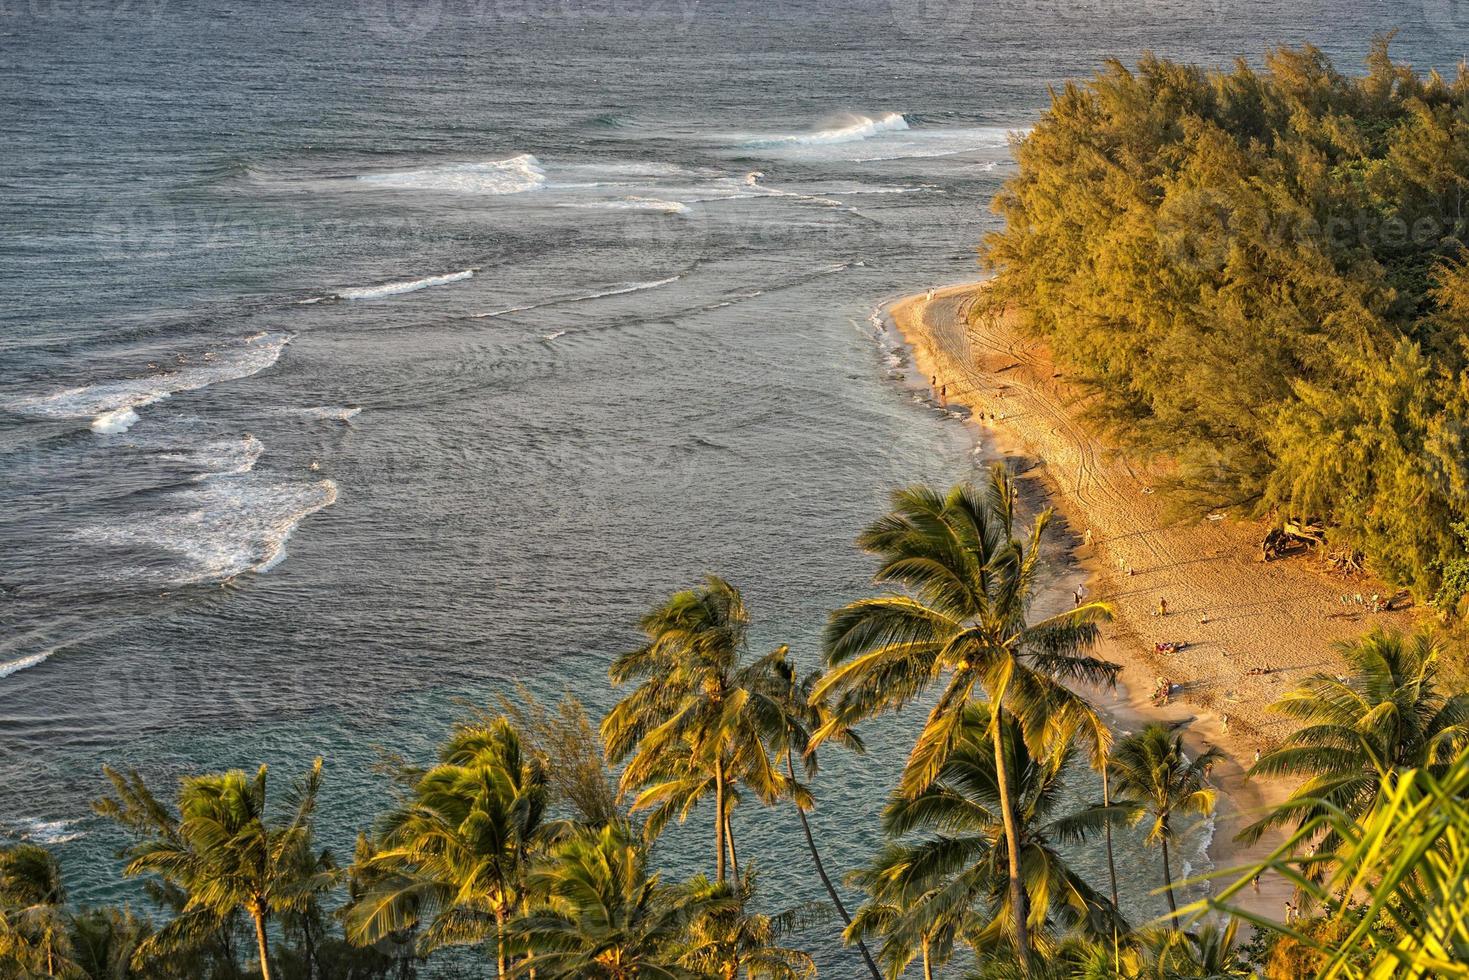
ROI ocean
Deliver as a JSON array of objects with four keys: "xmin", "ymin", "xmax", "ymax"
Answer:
[{"xmin": 1, "ymin": 0, "xmax": 1461, "ymax": 972}]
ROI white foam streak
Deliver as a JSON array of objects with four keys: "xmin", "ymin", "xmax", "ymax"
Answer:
[
  {"xmin": 4, "ymin": 332, "xmax": 292, "ymax": 426},
  {"xmin": 747, "ymin": 112, "xmax": 909, "ymax": 146},
  {"xmin": 357, "ymin": 154, "xmax": 546, "ymax": 195},
  {"xmin": 0, "ymin": 652, "xmax": 51, "ymax": 679},
  {"xmin": 339, "ymin": 269, "xmax": 474, "ymax": 300},
  {"xmin": 471, "ymin": 276, "xmax": 680, "ymax": 318}
]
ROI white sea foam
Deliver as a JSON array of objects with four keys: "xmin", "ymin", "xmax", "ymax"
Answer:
[
  {"xmin": 283, "ymin": 405, "xmax": 362, "ymax": 423},
  {"xmin": 560, "ymin": 196, "xmax": 692, "ymax": 214},
  {"xmin": 338, "ymin": 269, "xmax": 474, "ymax": 300},
  {"xmin": 471, "ymin": 276, "xmax": 680, "ymax": 318},
  {"xmin": 0, "ymin": 651, "xmax": 51, "ymax": 679},
  {"xmin": 357, "ymin": 154, "xmax": 547, "ymax": 194},
  {"xmin": 16, "ymin": 818, "xmax": 82, "ymax": 845},
  {"xmin": 91, "ymin": 406, "xmax": 139, "ymax": 434},
  {"xmin": 543, "ymin": 330, "xmax": 567, "ymax": 341},
  {"xmin": 188, "ymin": 434, "xmax": 266, "ymax": 479},
  {"xmin": 745, "ymin": 112, "xmax": 910, "ymax": 147},
  {"xmin": 4, "ymin": 332, "xmax": 292, "ymax": 426},
  {"xmin": 79, "ymin": 477, "xmax": 338, "ymax": 585},
  {"xmin": 734, "ymin": 115, "xmax": 1018, "ymax": 162}
]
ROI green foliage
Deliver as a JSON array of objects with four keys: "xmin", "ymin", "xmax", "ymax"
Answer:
[
  {"xmin": 343, "ymin": 719, "xmax": 561, "ymax": 974},
  {"xmin": 1105, "ymin": 726, "xmax": 1220, "ymax": 921},
  {"xmin": 601, "ymin": 576, "xmax": 793, "ymax": 881},
  {"xmin": 817, "ymin": 468, "xmax": 1120, "ymax": 971},
  {"xmin": 1194, "ymin": 742, "xmax": 1469, "ymax": 977},
  {"xmin": 984, "ymin": 38, "xmax": 1469, "ymax": 599},
  {"xmin": 847, "ymin": 704, "xmax": 1124, "ymax": 978},
  {"xmin": 95, "ymin": 759, "xmax": 334, "ymax": 980},
  {"xmin": 1239, "ymin": 626, "xmax": 1469, "ymax": 849}
]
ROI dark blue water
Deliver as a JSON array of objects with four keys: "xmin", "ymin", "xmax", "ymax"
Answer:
[{"xmin": 1, "ymin": 0, "xmax": 1461, "ymax": 972}]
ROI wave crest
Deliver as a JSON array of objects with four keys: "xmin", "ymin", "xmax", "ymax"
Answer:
[{"xmin": 356, "ymin": 154, "xmax": 546, "ymax": 194}]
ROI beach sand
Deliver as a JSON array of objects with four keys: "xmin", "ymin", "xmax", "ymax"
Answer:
[{"xmin": 889, "ymin": 280, "xmax": 1416, "ymax": 920}]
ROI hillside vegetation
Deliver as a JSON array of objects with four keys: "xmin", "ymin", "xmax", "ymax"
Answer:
[{"xmin": 983, "ymin": 39, "xmax": 1469, "ymax": 606}]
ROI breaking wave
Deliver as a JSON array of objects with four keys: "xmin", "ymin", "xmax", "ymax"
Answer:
[
  {"xmin": 338, "ymin": 269, "xmax": 475, "ymax": 301},
  {"xmin": 356, "ymin": 154, "xmax": 546, "ymax": 194},
  {"xmin": 3, "ymin": 332, "xmax": 292, "ymax": 429},
  {"xmin": 79, "ymin": 477, "xmax": 338, "ymax": 585},
  {"xmin": 743, "ymin": 112, "xmax": 909, "ymax": 146}
]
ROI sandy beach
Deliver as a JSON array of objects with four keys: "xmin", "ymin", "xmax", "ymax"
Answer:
[{"xmin": 889, "ymin": 280, "xmax": 1416, "ymax": 918}]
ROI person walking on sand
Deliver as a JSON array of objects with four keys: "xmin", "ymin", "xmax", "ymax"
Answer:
[
  {"xmin": 1156, "ymin": 597, "xmax": 1168, "ymax": 617},
  {"xmin": 1220, "ymin": 713, "xmax": 1230, "ymax": 735},
  {"xmin": 940, "ymin": 384, "xmax": 947, "ymax": 405}
]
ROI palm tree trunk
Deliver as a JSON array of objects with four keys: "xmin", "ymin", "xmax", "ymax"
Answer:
[
  {"xmin": 991, "ymin": 714, "xmax": 1032, "ymax": 974},
  {"xmin": 495, "ymin": 905, "xmax": 508, "ymax": 977},
  {"xmin": 785, "ymin": 752, "xmax": 882, "ymax": 980},
  {"xmin": 715, "ymin": 755, "xmax": 728, "ymax": 883},
  {"xmin": 1160, "ymin": 835, "xmax": 1178, "ymax": 923},
  {"xmin": 726, "ymin": 810, "xmax": 741, "ymax": 881},
  {"xmin": 252, "ymin": 910, "xmax": 274, "ymax": 980},
  {"xmin": 922, "ymin": 936, "xmax": 933, "ymax": 980},
  {"xmin": 1102, "ymin": 763, "xmax": 1119, "ymax": 910}
]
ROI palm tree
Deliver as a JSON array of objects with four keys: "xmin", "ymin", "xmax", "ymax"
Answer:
[
  {"xmin": 680, "ymin": 871, "xmax": 818, "ymax": 980},
  {"xmin": 1106, "ymin": 725, "xmax": 1219, "ymax": 922},
  {"xmin": 602, "ymin": 576, "xmax": 789, "ymax": 883},
  {"xmin": 506, "ymin": 822, "xmax": 721, "ymax": 979},
  {"xmin": 0, "ymin": 844, "xmax": 77, "ymax": 978},
  {"xmin": 1196, "ymin": 741, "xmax": 1469, "ymax": 978},
  {"xmin": 813, "ymin": 468, "xmax": 1118, "ymax": 969},
  {"xmin": 67, "ymin": 905, "xmax": 156, "ymax": 980},
  {"xmin": 99, "ymin": 759, "xmax": 330, "ymax": 980},
  {"xmin": 850, "ymin": 703, "xmax": 1124, "ymax": 977},
  {"xmin": 345, "ymin": 719, "xmax": 559, "ymax": 977},
  {"xmin": 758, "ymin": 647, "xmax": 883, "ymax": 980},
  {"xmin": 1242, "ymin": 627, "xmax": 1469, "ymax": 850}
]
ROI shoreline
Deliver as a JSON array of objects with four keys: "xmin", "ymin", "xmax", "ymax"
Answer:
[{"xmin": 885, "ymin": 280, "xmax": 1416, "ymax": 921}]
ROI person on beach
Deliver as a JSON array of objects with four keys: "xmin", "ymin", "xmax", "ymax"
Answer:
[
  {"xmin": 940, "ymin": 384, "xmax": 947, "ymax": 404},
  {"xmin": 1084, "ymin": 528, "xmax": 1093, "ymax": 547},
  {"xmin": 1156, "ymin": 597, "xmax": 1168, "ymax": 617},
  {"xmin": 1220, "ymin": 713, "xmax": 1230, "ymax": 735}
]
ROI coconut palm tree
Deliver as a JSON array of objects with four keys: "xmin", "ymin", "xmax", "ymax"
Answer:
[
  {"xmin": 0, "ymin": 843, "xmax": 78, "ymax": 978},
  {"xmin": 506, "ymin": 822, "xmax": 722, "ymax": 979},
  {"xmin": 756, "ymin": 646, "xmax": 883, "ymax": 980},
  {"xmin": 1241, "ymin": 626, "xmax": 1469, "ymax": 851},
  {"xmin": 345, "ymin": 719, "xmax": 560, "ymax": 977},
  {"xmin": 849, "ymin": 703, "xmax": 1123, "ymax": 977},
  {"xmin": 67, "ymin": 905, "xmax": 156, "ymax": 980},
  {"xmin": 601, "ymin": 576, "xmax": 789, "ymax": 883},
  {"xmin": 100, "ymin": 759, "xmax": 331, "ymax": 980},
  {"xmin": 1106, "ymin": 725, "xmax": 1219, "ymax": 922},
  {"xmin": 813, "ymin": 468, "xmax": 1118, "ymax": 970},
  {"xmin": 679, "ymin": 871, "xmax": 818, "ymax": 980}
]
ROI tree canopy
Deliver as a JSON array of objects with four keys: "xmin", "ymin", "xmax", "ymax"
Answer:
[{"xmin": 984, "ymin": 38, "xmax": 1469, "ymax": 603}]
